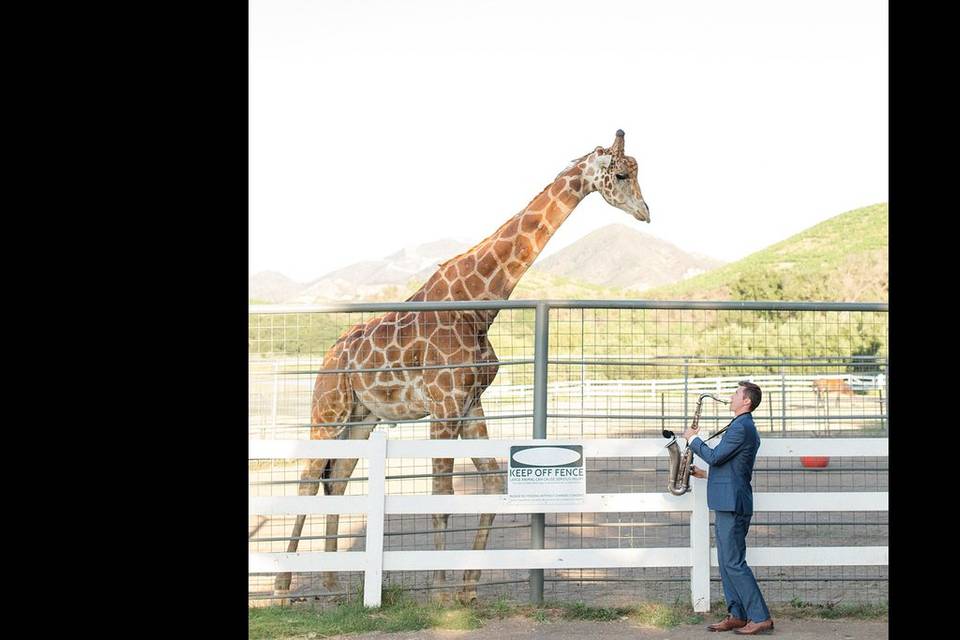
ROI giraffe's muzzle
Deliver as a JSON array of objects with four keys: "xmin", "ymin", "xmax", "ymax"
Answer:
[{"xmin": 634, "ymin": 202, "xmax": 651, "ymax": 222}]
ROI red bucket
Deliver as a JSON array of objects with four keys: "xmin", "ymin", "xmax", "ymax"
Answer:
[{"xmin": 800, "ymin": 456, "xmax": 830, "ymax": 469}]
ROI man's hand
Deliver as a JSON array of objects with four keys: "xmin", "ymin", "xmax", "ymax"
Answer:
[
  {"xmin": 682, "ymin": 426, "xmax": 699, "ymax": 442},
  {"xmin": 690, "ymin": 465, "xmax": 707, "ymax": 479}
]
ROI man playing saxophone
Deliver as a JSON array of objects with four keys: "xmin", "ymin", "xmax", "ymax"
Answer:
[{"xmin": 683, "ymin": 381, "xmax": 774, "ymax": 635}]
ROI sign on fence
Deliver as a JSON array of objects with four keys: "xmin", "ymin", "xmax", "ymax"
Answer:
[{"xmin": 508, "ymin": 444, "xmax": 585, "ymax": 504}]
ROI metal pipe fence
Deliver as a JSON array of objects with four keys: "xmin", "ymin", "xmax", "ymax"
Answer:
[{"xmin": 249, "ymin": 300, "xmax": 887, "ymax": 607}]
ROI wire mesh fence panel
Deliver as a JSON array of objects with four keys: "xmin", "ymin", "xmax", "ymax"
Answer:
[
  {"xmin": 539, "ymin": 305, "xmax": 887, "ymax": 607},
  {"xmin": 249, "ymin": 301, "xmax": 887, "ymax": 607},
  {"xmin": 250, "ymin": 305, "xmax": 537, "ymax": 605}
]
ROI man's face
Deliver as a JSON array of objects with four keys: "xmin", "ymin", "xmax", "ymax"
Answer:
[{"xmin": 730, "ymin": 386, "xmax": 752, "ymax": 413}]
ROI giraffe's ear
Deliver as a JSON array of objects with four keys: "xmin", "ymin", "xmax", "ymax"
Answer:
[{"xmin": 596, "ymin": 154, "xmax": 613, "ymax": 169}]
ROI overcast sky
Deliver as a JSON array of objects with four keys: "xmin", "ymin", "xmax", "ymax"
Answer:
[{"xmin": 250, "ymin": 0, "xmax": 887, "ymax": 283}]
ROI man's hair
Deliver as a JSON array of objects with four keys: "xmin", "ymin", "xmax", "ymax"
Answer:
[{"xmin": 739, "ymin": 381, "xmax": 762, "ymax": 411}]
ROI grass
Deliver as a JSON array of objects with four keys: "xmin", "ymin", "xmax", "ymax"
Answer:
[
  {"xmin": 776, "ymin": 597, "xmax": 888, "ymax": 620},
  {"xmin": 249, "ymin": 590, "xmax": 887, "ymax": 638},
  {"xmin": 249, "ymin": 586, "xmax": 482, "ymax": 639}
]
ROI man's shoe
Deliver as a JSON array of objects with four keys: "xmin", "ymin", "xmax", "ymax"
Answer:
[
  {"xmin": 733, "ymin": 619, "xmax": 774, "ymax": 635},
  {"xmin": 706, "ymin": 615, "xmax": 748, "ymax": 631}
]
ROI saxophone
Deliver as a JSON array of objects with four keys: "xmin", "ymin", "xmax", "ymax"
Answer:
[{"xmin": 663, "ymin": 393, "xmax": 729, "ymax": 495}]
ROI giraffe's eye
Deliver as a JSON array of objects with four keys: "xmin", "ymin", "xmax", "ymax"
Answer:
[{"xmin": 615, "ymin": 173, "xmax": 628, "ymax": 181}]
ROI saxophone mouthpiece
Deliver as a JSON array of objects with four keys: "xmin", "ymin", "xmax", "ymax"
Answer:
[{"xmin": 662, "ymin": 429, "xmax": 675, "ymax": 439}]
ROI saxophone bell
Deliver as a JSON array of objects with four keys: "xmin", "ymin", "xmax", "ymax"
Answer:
[{"xmin": 664, "ymin": 435, "xmax": 691, "ymax": 496}]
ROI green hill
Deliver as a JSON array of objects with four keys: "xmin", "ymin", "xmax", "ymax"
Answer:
[{"xmin": 643, "ymin": 203, "xmax": 888, "ymax": 302}]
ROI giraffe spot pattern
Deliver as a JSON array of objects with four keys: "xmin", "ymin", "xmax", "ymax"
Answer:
[
  {"xmin": 530, "ymin": 192, "xmax": 550, "ymax": 210},
  {"xmin": 520, "ymin": 213, "xmax": 540, "ymax": 233},
  {"xmin": 429, "ymin": 278, "xmax": 449, "ymax": 299},
  {"xmin": 514, "ymin": 235, "xmax": 534, "ymax": 263},
  {"xmin": 559, "ymin": 190, "xmax": 578, "ymax": 207},
  {"xmin": 477, "ymin": 252, "xmax": 498, "ymax": 278},
  {"xmin": 488, "ymin": 270, "xmax": 506, "ymax": 294},
  {"xmin": 450, "ymin": 279, "xmax": 468, "ymax": 299},
  {"xmin": 494, "ymin": 239, "xmax": 513, "ymax": 262},
  {"xmin": 456, "ymin": 255, "xmax": 476, "ymax": 278},
  {"xmin": 465, "ymin": 273, "xmax": 485, "ymax": 297}
]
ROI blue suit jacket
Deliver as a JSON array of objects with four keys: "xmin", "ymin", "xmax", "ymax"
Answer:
[{"xmin": 688, "ymin": 412, "xmax": 760, "ymax": 515}]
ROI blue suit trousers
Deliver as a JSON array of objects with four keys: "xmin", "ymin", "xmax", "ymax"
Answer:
[{"xmin": 715, "ymin": 510, "xmax": 770, "ymax": 622}]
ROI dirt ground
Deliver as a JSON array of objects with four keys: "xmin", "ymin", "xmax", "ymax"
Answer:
[{"xmin": 316, "ymin": 616, "xmax": 887, "ymax": 639}]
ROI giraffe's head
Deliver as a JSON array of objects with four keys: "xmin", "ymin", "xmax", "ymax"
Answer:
[{"xmin": 582, "ymin": 130, "xmax": 650, "ymax": 222}]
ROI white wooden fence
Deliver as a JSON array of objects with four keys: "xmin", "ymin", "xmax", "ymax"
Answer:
[{"xmin": 249, "ymin": 434, "xmax": 888, "ymax": 609}]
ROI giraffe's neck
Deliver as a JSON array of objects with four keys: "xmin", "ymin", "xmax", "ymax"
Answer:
[{"xmin": 413, "ymin": 162, "xmax": 590, "ymax": 305}]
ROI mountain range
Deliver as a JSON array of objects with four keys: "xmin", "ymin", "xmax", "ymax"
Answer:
[
  {"xmin": 249, "ymin": 226, "xmax": 724, "ymax": 303},
  {"xmin": 251, "ymin": 203, "xmax": 888, "ymax": 304}
]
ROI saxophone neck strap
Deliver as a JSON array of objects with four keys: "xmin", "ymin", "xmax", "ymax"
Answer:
[{"xmin": 703, "ymin": 416, "xmax": 737, "ymax": 442}]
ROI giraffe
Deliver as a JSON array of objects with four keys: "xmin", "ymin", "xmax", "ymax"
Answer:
[{"xmin": 274, "ymin": 130, "xmax": 650, "ymax": 603}]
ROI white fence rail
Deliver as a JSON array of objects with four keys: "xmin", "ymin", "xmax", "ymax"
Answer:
[
  {"xmin": 249, "ymin": 433, "xmax": 888, "ymax": 609},
  {"xmin": 482, "ymin": 373, "xmax": 887, "ymax": 399}
]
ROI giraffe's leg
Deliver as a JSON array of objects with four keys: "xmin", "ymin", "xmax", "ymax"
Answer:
[
  {"xmin": 318, "ymin": 410, "xmax": 378, "ymax": 592},
  {"xmin": 456, "ymin": 401, "xmax": 503, "ymax": 604},
  {"xmin": 423, "ymin": 354, "xmax": 475, "ymax": 602},
  {"xmin": 274, "ymin": 365, "xmax": 352, "ymax": 594},
  {"xmin": 273, "ymin": 457, "xmax": 331, "ymax": 592},
  {"xmin": 430, "ymin": 452, "xmax": 455, "ymax": 600},
  {"xmin": 423, "ymin": 405, "xmax": 460, "ymax": 602}
]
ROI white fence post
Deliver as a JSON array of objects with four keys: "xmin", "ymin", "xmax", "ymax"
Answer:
[
  {"xmin": 690, "ymin": 464, "xmax": 711, "ymax": 612},
  {"xmin": 363, "ymin": 431, "xmax": 387, "ymax": 607}
]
